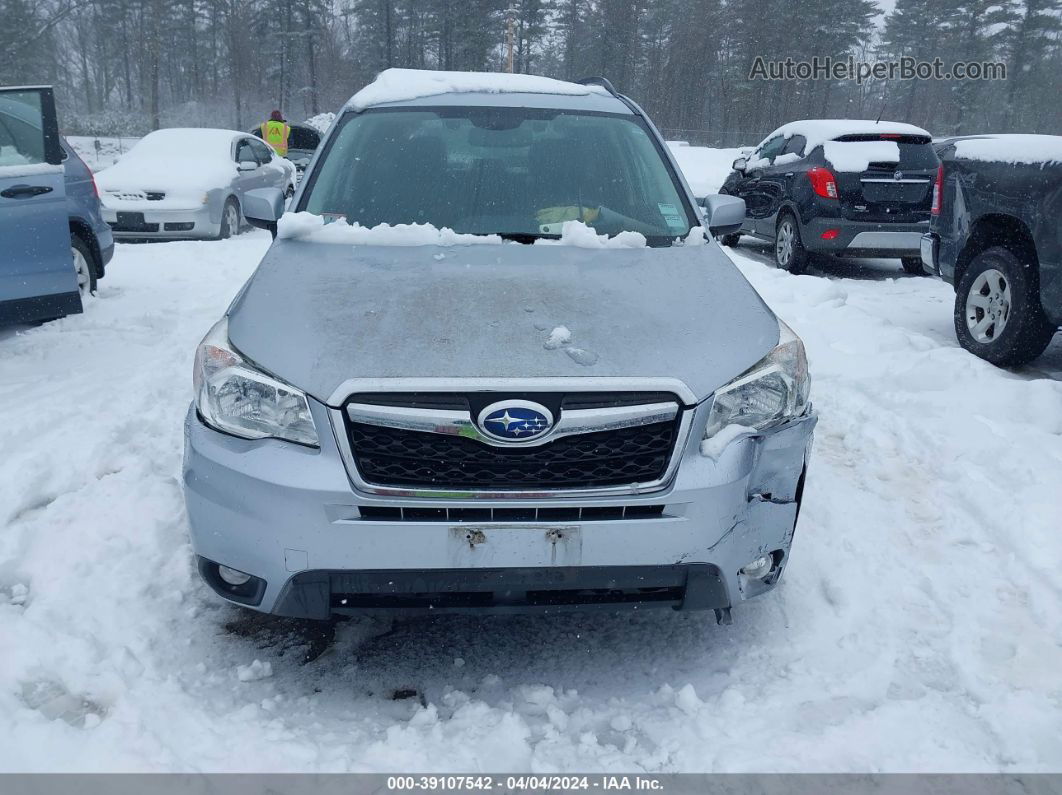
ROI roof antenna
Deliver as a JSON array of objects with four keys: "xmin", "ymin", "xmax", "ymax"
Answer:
[{"xmin": 875, "ymin": 97, "xmax": 886, "ymax": 124}]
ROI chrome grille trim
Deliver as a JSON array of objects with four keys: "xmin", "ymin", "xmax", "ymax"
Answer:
[{"xmin": 345, "ymin": 401, "xmax": 679, "ymax": 449}]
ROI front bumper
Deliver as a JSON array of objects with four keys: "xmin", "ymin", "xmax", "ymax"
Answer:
[
  {"xmin": 802, "ymin": 217, "xmax": 929, "ymax": 257},
  {"xmin": 101, "ymin": 204, "xmax": 219, "ymax": 240},
  {"xmin": 183, "ymin": 398, "xmax": 816, "ymax": 617}
]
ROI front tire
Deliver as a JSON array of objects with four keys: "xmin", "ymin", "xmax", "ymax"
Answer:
[
  {"xmin": 954, "ymin": 246, "xmax": 1054, "ymax": 366},
  {"xmin": 775, "ymin": 213, "xmax": 808, "ymax": 274},
  {"xmin": 218, "ymin": 198, "xmax": 241, "ymax": 240},
  {"xmin": 901, "ymin": 257, "xmax": 925, "ymax": 275},
  {"xmin": 71, "ymin": 234, "xmax": 97, "ymax": 296}
]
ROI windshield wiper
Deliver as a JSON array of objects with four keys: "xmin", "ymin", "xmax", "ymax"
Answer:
[{"xmin": 492, "ymin": 232, "xmax": 559, "ymax": 244}]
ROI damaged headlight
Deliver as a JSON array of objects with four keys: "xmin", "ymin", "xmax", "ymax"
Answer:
[
  {"xmin": 193, "ymin": 318, "xmax": 319, "ymax": 447},
  {"xmin": 704, "ymin": 319, "xmax": 810, "ymax": 439}
]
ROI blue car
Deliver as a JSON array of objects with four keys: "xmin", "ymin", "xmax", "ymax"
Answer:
[
  {"xmin": 1, "ymin": 85, "xmax": 111, "ymax": 325},
  {"xmin": 61, "ymin": 136, "xmax": 114, "ymax": 295}
]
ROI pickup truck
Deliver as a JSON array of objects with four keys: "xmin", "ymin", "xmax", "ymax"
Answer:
[{"xmin": 922, "ymin": 134, "xmax": 1061, "ymax": 366}]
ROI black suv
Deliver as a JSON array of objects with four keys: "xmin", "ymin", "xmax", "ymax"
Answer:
[
  {"xmin": 720, "ymin": 120, "xmax": 940, "ymax": 275},
  {"xmin": 922, "ymin": 134, "xmax": 1061, "ymax": 366}
]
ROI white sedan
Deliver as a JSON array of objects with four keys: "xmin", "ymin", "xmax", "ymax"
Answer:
[{"xmin": 97, "ymin": 128, "xmax": 295, "ymax": 240}]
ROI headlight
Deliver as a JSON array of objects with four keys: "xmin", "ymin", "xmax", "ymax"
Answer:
[
  {"xmin": 193, "ymin": 318, "xmax": 318, "ymax": 447},
  {"xmin": 704, "ymin": 319, "xmax": 810, "ymax": 439}
]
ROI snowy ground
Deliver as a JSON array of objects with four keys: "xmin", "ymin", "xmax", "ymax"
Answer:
[
  {"xmin": 66, "ymin": 136, "xmax": 140, "ymax": 171},
  {"xmin": 1, "ymin": 148, "xmax": 1060, "ymax": 773}
]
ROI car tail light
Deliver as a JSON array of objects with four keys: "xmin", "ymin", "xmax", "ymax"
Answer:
[
  {"xmin": 70, "ymin": 147, "xmax": 101, "ymax": 199},
  {"xmin": 807, "ymin": 167, "xmax": 838, "ymax": 199},
  {"xmin": 931, "ymin": 164, "xmax": 943, "ymax": 216},
  {"xmin": 821, "ymin": 228, "xmax": 840, "ymax": 240}
]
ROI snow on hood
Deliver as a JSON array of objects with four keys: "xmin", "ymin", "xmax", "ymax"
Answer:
[
  {"xmin": 952, "ymin": 134, "xmax": 1062, "ymax": 167},
  {"xmin": 823, "ymin": 140, "xmax": 900, "ymax": 172},
  {"xmin": 276, "ymin": 212, "xmax": 697, "ymax": 249},
  {"xmin": 345, "ymin": 68, "xmax": 609, "ymax": 111},
  {"xmin": 227, "ymin": 239, "xmax": 778, "ymax": 404},
  {"xmin": 277, "ymin": 212, "xmax": 503, "ymax": 246},
  {"xmin": 761, "ymin": 119, "xmax": 931, "ymax": 153},
  {"xmin": 95, "ymin": 128, "xmax": 241, "ymax": 197}
]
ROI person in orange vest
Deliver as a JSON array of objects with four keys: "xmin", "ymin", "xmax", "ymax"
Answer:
[{"xmin": 258, "ymin": 110, "xmax": 291, "ymax": 157}]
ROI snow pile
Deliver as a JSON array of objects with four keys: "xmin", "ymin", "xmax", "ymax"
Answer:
[
  {"xmin": 700, "ymin": 424, "xmax": 755, "ymax": 460},
  {"xmin": 823, "ymin": 140, "xmax": 900, "ymax": 172},
  {"xmin": 346, "ymin": 68, "xmax": 608, "ymax": 111},
  {"xmin": 952, "ymin": 134, "xmax": 1062, "ymax": 167},
  {"xmin": 303, "ymin": 112, "xmax": 336, "ymax": 134},
  {"xmin": 667, "ymin": 143, "xmax": 748, "ymax": 195},
  {"xmin": 534, "ymin": 220, "xmax": 646, "ymax": 249},
  {"xmin": 276, "ymin": 212, "xmax": 503, "ymax": 246},
  {"xmin": 760, "ymin": 119, "xmax": 931, "ymax": 153},
  {"xmin": 236, "ymin": 660, "xmax": 273, "ymax": 682},
  {"xmin": 96, "ymin": 128, "xmax": 242, "ymax": 205},
  {"xmin": 543, "ymin": 326, "xmax": 572, "ymax": 350},
  {"xmin": 278, "ymin": 214, "xmax": 651, "ymax": 249}
]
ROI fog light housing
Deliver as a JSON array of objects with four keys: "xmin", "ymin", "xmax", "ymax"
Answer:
[
  {"xmin": 197, "ymin": 557, "xmax": 266, "ymax": 606},
  {"xmin": 218, "ymin": 565, "xmax": 251, "ymax": 586},
  {"xmin": 741, "ymin": 555, "xmax": 773, "ymax": 580}
]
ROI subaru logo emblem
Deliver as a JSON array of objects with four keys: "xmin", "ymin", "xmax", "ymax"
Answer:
[
  {"xmin": 893, "ymin": 171, "xmax": 904, "ymax": 181},
  {"xmin": 477, "ymin": 400, "xmax": 554, "ymax": 443}
]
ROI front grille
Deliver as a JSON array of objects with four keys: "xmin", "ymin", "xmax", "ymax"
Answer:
[
  {"xmin": 348, "ymin": 419, "xmax": 678, "ymax": 490},
  {"xmin": 358, "ymin": 504, "xmax": 667, "ymax": 522}
]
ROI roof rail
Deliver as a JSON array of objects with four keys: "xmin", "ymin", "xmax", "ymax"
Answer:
[{"xmin": 576, "ymin": 76, "xmax": 619, "ymax": 97}]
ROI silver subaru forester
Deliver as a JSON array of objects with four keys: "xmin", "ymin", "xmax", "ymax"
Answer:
[{"xmin": 182, "ymin": 71, "xmax": 816, "ymax": 624}]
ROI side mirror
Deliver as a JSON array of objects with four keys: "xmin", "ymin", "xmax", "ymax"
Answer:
[
  {"xmin": 237, "ymin": 160, "xmax": 257, "ymax": 172},
  {"xmin": 732, "ymin": 157, "xmax": 747, "ymax": 172},
  {"xmin": 242, "ymin": 187, "xmax": 285, "ymax": 238},
  {"xmin": 700, "ymin": 194, "xmax": 746, "ymax": 237}
]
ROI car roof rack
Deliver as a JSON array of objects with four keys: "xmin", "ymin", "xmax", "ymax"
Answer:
[{"xmin": 577, "ymin": 76, "xmax": 620, "ymax": 97}]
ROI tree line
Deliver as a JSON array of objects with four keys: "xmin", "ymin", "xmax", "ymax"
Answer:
[{"xmin": 1, "ymin": 0, "xmax": 1059, "ymax": 142}]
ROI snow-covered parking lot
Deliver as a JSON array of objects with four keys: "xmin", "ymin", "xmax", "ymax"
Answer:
[{"xmin": 2, "ymin": 152, "xmax": 1061, "ymax": 772}]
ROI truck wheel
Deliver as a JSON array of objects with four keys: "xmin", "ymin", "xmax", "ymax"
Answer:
[
  {"xmin": 954, "ymin": 246, "xmax": 1055, "ymax": 366},
  {"xmin": 218, "ymin": 198, "xmax": 241, "ymax": 240},
  {"xmin": 775, "ymin": 213, "xmax": 808, "ymax": 274},
  {"xmin": 71, "ymin": 233, "xmax": 97, "ymax": 296},
  {"xmin": 718, "ymin": 232, "xmax": 741, "ymax": 247},
  {"xmin": 901, "ymin": 257, "xmax": 925, "ymax": 275}
]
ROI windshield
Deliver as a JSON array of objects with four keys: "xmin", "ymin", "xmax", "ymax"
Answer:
[{"xmin": 300, "ymin": 107, "xmax": 696, "ymax": 244}]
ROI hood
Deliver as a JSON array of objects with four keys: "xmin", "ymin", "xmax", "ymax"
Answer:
[{"xmin": 227, "ymin": 240, "xmax": 779, "ymax": 405}]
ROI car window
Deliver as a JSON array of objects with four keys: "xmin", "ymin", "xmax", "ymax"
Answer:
[
  {"xmin": 756, "ymin": 136, "xmax": 787, "ymax": 163},
  {"xmin": 834, "ymin": 134, "xmax": 939, "ymax": 169},
  {"xmin": 782, "ymin": 135, "xmax": 806, "ymax": 157},
  {"xmin": 235, "ymin": 140, "xmax": 256, "ymax": 163},
  {"xmin": 0, "ymin": 97, "xmax": 46, "ymax": 166},
  {"xmin": 301, "ymin": 107, "xmax": 697, "ymax": 245},
  {"xmin": 249, "ymin": 139, "xmax": 273, "ymax": 164}
]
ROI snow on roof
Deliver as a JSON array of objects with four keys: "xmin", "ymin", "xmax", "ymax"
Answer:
[
  {"xmin": 126, "ymin": 128, "xmax": 245, "ymax": 153},
  {"xmin": 951, "ymin": 134, "xmax": 1062, "ymax": 167},
  {"xmin": 762, "ymin": 119, "xmax": 931, "ymax": 152},
  {"xmin": 345, "ymin": 68, "xmax": 609, "ymax": 111}
]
